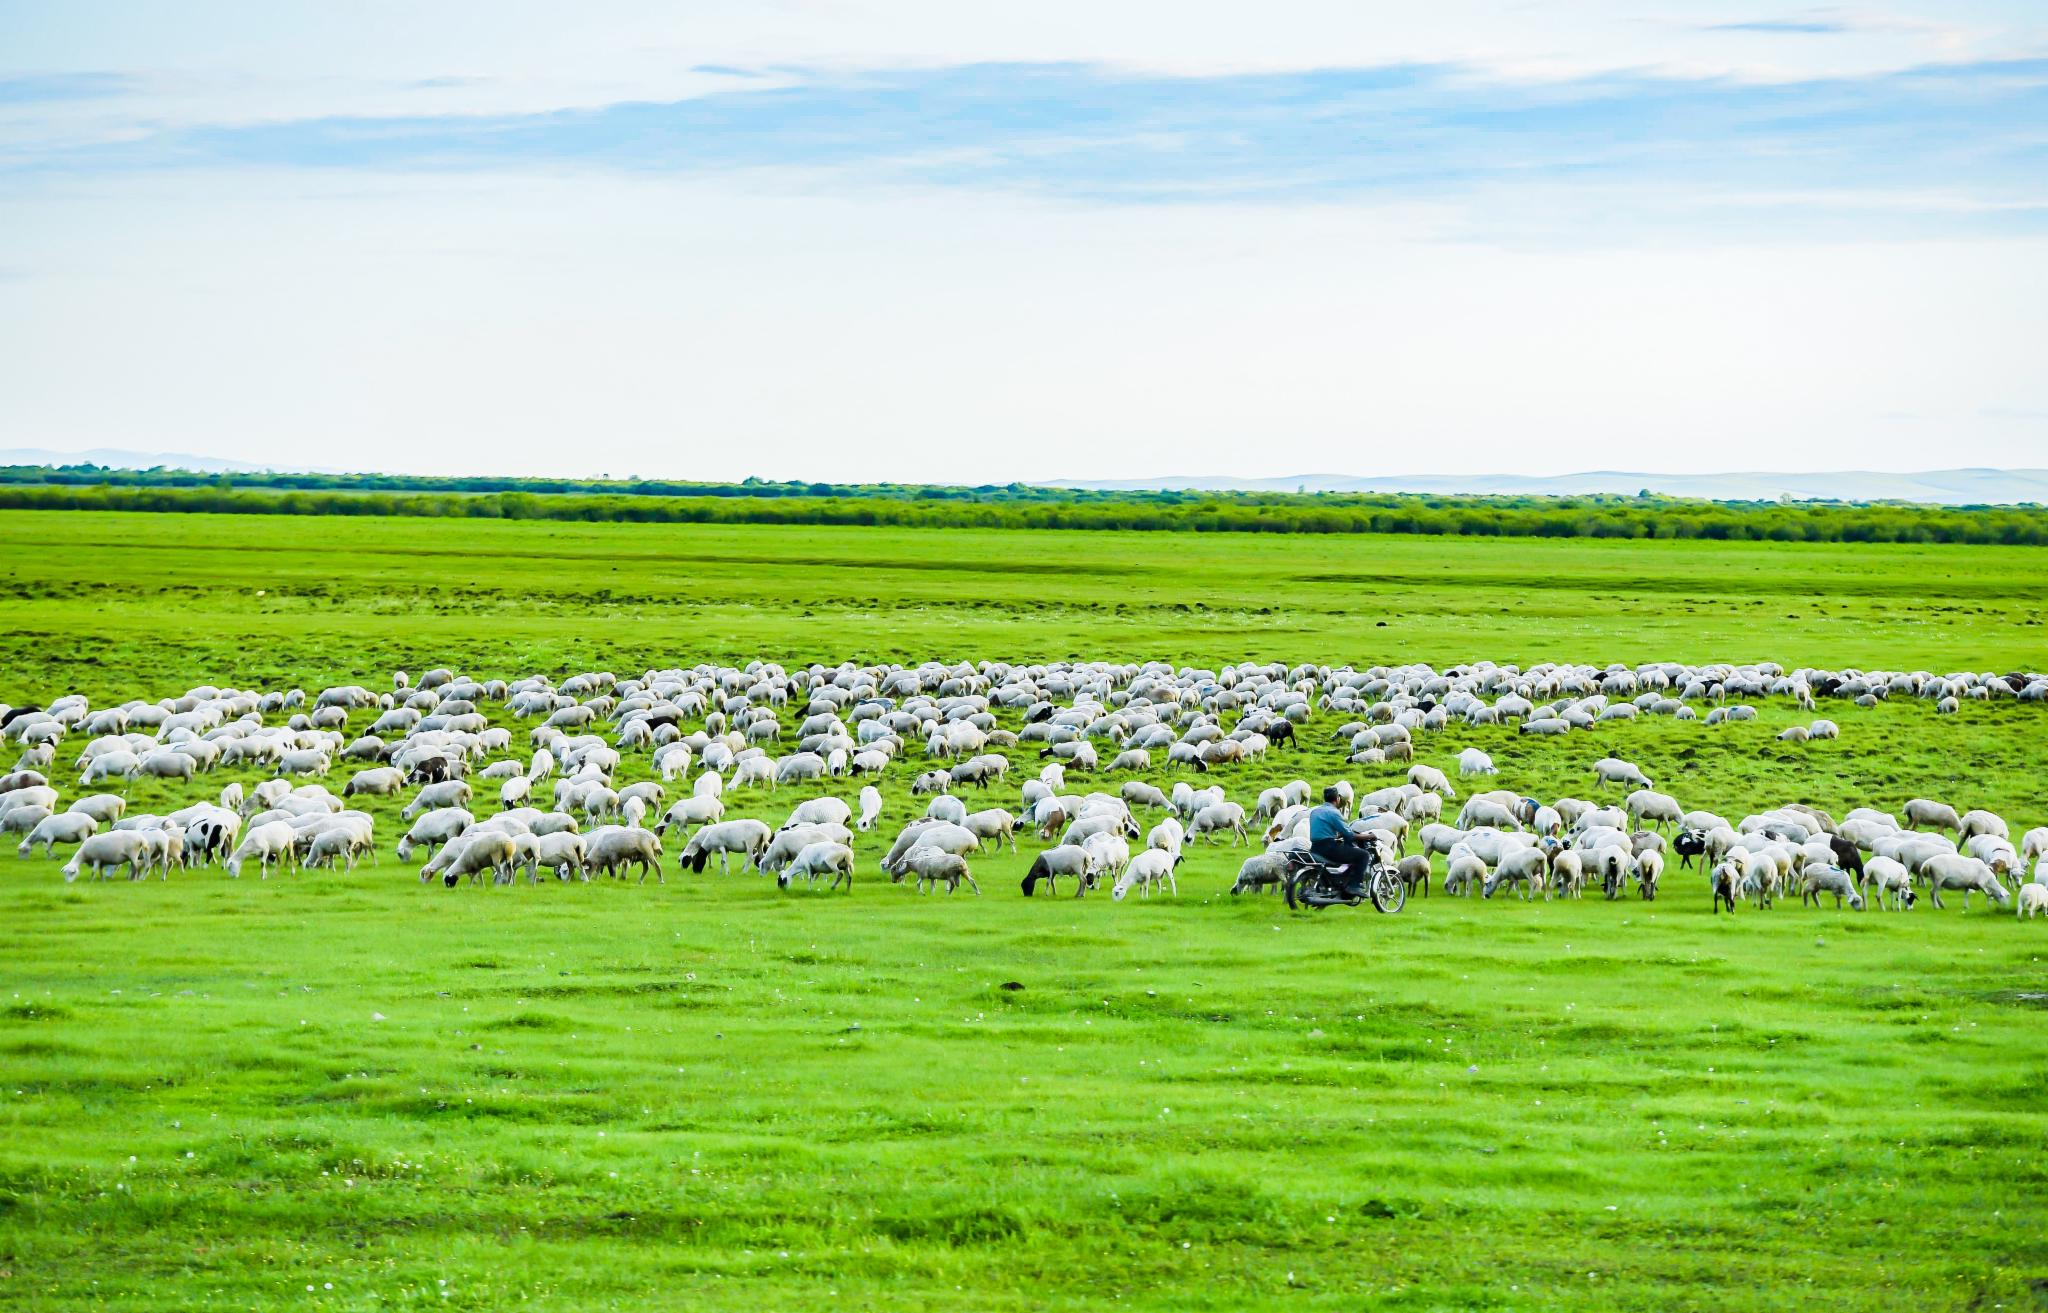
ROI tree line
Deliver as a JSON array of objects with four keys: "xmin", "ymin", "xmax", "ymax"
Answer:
[{"xmin": 0, "ymin": 467, "xmax": 2043, "ymax": 544}]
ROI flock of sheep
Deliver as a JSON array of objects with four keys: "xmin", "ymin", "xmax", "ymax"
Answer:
[{"xmin": 2, "ymin": 657, "xmax": 2044, "ymax": 918}]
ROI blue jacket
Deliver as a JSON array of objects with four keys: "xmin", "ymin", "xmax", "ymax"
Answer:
[{"xmin": 1307, "ymin": 804, "xmax": 1352, "ymax": 845}]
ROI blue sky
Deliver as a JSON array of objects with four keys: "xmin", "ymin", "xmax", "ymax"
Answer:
[{"xmin": 1, "ymin": 2, "xmax": 2045, "ymax": 480}]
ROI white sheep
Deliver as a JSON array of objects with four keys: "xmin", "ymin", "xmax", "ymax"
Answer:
[
  {"xmin": 225, "ymin": 821, "xmax": 298, "ymax": 879},
  {"xmin": 780, "ymin": 841, "xmax": 856, "ymax": 891},
  {"xmin": 1456, "ymin": 748, "xmax": 1496, "ymax": 777},
  {"xmin": 20, "ymin": 810, "xmax": 95, "ymax": 857},
  {"xmin": 1923, "ymin": 854, "xmax": 2010, "ymax": 910},
  {"xmin": 1862, "ymin": 856, "xmax": 1915, "ymax": 910},
  {"xmin": 1112, "ymin": 848, "xmax": 1180, "ymax": 900}
]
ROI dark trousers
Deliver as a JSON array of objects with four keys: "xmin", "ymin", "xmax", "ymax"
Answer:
[{"xmin": 1310, "ymin": 835, "xmax": 1377, "ymax": 881}]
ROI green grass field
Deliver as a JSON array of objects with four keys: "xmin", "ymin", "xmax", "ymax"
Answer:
[{"xmin": 2, "ymin": 510, "xmax": 2046, "ymax": 1311}]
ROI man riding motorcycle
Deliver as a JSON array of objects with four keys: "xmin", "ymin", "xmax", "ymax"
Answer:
[{"xmin": 1306, "ymin": 785, "xmax": 1380, "ymax": 900}]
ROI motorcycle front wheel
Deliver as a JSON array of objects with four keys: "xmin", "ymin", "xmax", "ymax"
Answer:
[{"xmin": 1370, "ymin": 868, "xmax": 1407, "ymax": 914}]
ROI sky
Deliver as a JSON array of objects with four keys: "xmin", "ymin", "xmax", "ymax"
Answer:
[{"xmin": 1, "ymin": 2, "xmax": 2045, "ymax": 482}]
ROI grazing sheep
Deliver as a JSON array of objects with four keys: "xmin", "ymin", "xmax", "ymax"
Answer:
[
  {"xmin": 2018, "ymin": 883, "xmax": 2048, "ymax": 920},
  {"xmin": 62, "ymin": 829, "xmax": 154, "ymax": 882},
  {"xmin": 1395, "ymin": 853, "xmax": 1431, "ymax": 898},
  {"xmin": 529, "ymin": 832, "xmax": 589, "ymax": 881},
  {"xmin": 1958, "ymin": 809, "xmax": 2008, "ymax": 842},
  {"xmin": 1634, "ymin": 849, "xmax": 1663, "ymax": 900},
  {"xmin": 427, "ymin": 830, "xmax": 520, "ymax": 888},
  {"xmin": 395, "ymin": 807, "xmax": 474, "ymax": 861},
  {"xmin": 1863, "ymin": 856, "xmax": 1915, "ymax": 910},
  {"xmin": 1457, "ymin": 748, "xmax": 1497, "ymax": 777},
  {"xmin": 1443, "ymin": 845, "xmax": 1488, "ymax": 897},
  {"xmin": 19, "ymin": 810, "xmax": 95, "ymax": 857},
  {"xmin": 1023, "ymin": 844, "xmax": 1091, "ymax": 897},
  {"xmin": 1903, "ymin": 798, "xmax": 1961, "ymax": 834},
  {"xmin": 1593, "ymin": 757, "xmax": 1652, "ymax": 790},
  {"xmin": 584, "ymin": 826, "xmax": 664, "ymax": 884},
  {"xmin": 655, "ymin": 794, "xmax": 724, "ymax": 837},
  {"xmin": 402, "ymin": 780, "xmax": 472, "ymax": 819},
  {"xmin": 1408, "ymin": 764, "xmax": 1456, "ymax": 798},
  {"xmin": 962, "ymin": 808, "xmax": 1018, "ymax": 852},
  {"xmin": 1112, "ymin": 848, "xmax": 1179, "ymax": 900},
  {"xmin": 1711, "ymin": 860, "xmax": 1741, "ymax": 914},
  {"xmin": 1923, "ymin": 854, "xmax": 2010, "ymax": 911},
  {"xmin": 780, "ymin": 841, "xmax": 856, "ymax": 892},
  {"xmin": 224, "ymin": 822, "xmax": 298, "ymax": 880},
  {"xmin": 1187, "ymin": 802, "xmax": 1248, "ymax": 845},
  {"xmin": 1482, "ymin": 847, "xmax": 1547, "ymax": 901},
  {"xmin": 344, "ymin": 766, "xmax": 406, "ymax": 798},
  {"xmin": 904, "ymin": 847, "xmax": 977, "ymax": 895},
  {"xmin": 1229, "ymin": 851, "xmax": 1290, "ymax": 896},
  {"xmin": 1799, "ymin": 864, "xmax": 1864, "ymax": 910},
  {"xmin": 679, "ymin": 819, "xmax": 773, "ymax": 874}
]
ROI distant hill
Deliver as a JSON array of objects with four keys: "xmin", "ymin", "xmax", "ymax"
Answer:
[
  {"xmin": 1047, "ymin": 468, "xmax": 2048, "ymax": 506},
  {"xmin": 0, "ymin": 447, "xmax": 339, "ymax": 475}
]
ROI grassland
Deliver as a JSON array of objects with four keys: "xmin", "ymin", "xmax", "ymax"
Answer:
[{"xmin": 1, "ymin": 509, "xmax": 2046, "ymax": 1311}]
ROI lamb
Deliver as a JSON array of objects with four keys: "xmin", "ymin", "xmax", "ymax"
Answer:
[
  {"xmin": 779, "ymin": 841, "xmax": 855, "ymax": 891},
  {"xmin": 1112, "ymin": 848, "xmax": 1180, "ymax": 900},
  {"xmin": 1395, "ymin": 853, "xmax": 1431, "ymax": 897},
  {"xmin": 2019, "ymin": 883, "xmax": 2048, "ymax": 920},
  {"xmin": 1456, "ymin": 798, "xmax": 1520, "ymax": 831},
  {"xmin": 1080, "ymin": 833, "xmax": 1131, "ymax": 890},
  {"xmin": 1799, "ymin": 863, "xmax": 1864, "ymax": 910},
  {"xmin": 1, "ymin": 803, "xmax": 50, "ymax": 838},
  {"xmin": 1443, "ymin": 845, "xmax": 1488, "ymax": 897},
  {"xmin": 305, "ymin": 826, "xmax": 370, "ymax": 871},
  {"xmin": 1548, "ymin": 847, "xmax": 1586, "ymax": 899},
  {"xmin": 903, "ymin": 847, "xmax": 977, "ymax": 895}
]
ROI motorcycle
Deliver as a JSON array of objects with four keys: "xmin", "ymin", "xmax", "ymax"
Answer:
[{"xmin": 1282, "ymin": 845, "xmax": 1406, "ymax": 913}]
